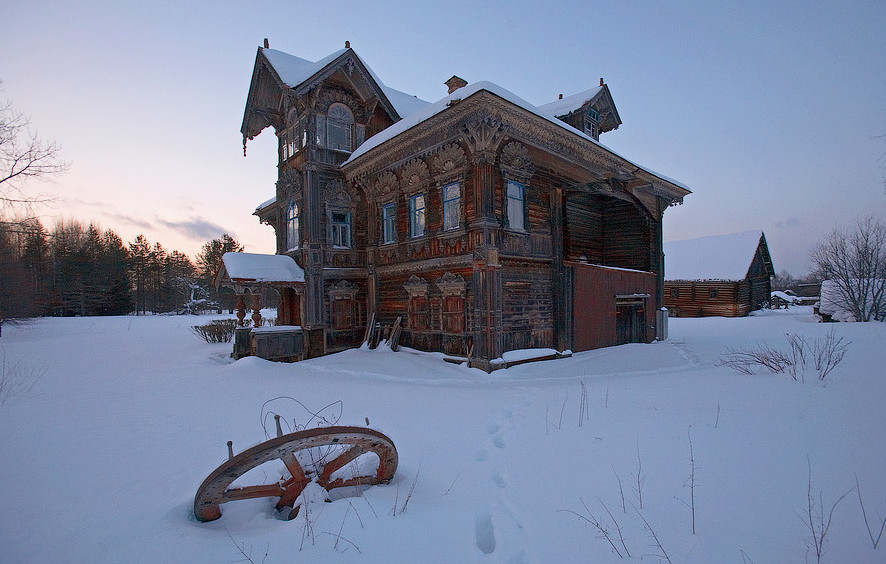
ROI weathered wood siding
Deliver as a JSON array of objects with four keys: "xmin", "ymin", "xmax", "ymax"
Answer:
[
  {"xmin": 500, "ymin": 262, "xmax": 554, "ymax": 352},
  {"xmin": 564, "ymin": 193, "xmax": 652, "ymax": 272}
]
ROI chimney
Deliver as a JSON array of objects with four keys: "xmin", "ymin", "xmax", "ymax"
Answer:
[
  {"xmin": 445, "ymin": 75, "xmax": 468, "ymax": 95},
  {"xmin": 263, "ymin": 38, "xmax": 269, "ymax": 49},
  {"xmin": 345, "ymin": 40, "xmax": 350, "ymax": 49},
  {"xmin": 558, "ymin": 94, "xmax": 563, "ymax": 99},
  {"xmin": 600, "ymin": 77, "xmax": 604, "ymax": 87}
]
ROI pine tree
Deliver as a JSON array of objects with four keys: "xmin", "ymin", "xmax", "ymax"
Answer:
[{"xmin": 197, "ymin": 234, "xmax": 244, "ymax": 311}]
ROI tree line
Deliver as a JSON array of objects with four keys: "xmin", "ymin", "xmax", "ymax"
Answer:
[{"xmin": 0, "ymin": 218, "xmax": 244, "ymax": 319}]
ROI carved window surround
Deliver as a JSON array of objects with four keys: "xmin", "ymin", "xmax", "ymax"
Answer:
[
  {"xmin": 403, "ymin": 275, "xmax": 429, "ymax": 298},
  {"xmin": 322, "ymin": 179, "xmax": 358, "ymax": 249},
  {"xmin": 499, "ymin": 142, "xmax": 535, "ymax": 233},
  {"xmin": 328, "ymin": 280, "xmax": 358, "ymax": 330},
  {"xmin": 436, "ymin": 272, "xmax": 466, "ymax": 334},
  {"xmin": 435, "ymin": 272, "xmax": 466, "ymax": 297},
  {"xmin": 403, "ymin": 275, "xmax": 430, "ymax": 331},
  {"xmin": 430, "ymin": 143, "xmax": 467, "ymax": 183},
  {"xmin": 398, "ymin": 158, "xmax": 431, "ymax": 197}
]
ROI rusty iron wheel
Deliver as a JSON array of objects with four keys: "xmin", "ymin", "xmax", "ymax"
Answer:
[{"xmin": 194, "ymin": 425, "xmax": 398, "ymax": 522}]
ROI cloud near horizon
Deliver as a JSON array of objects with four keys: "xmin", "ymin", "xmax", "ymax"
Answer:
[{"xmin": 156, "ymin": 217, "xmax": 233, "ymax": 241}]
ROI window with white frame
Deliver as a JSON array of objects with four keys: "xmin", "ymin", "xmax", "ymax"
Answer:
[
  {"xmin": 331, "ymin": 211, "xmax": 351, "ymax": 247},
  {"xmin": 409, "ymin": 193, "xmax": 425, "ymax": 238},
  {"xmin": 382, "ymin": 203, "xmax": 396, "ymax": 244},
  {"xmin": 326, "ymin": 103, "xmax": 354, "ymax": 152},
  {"xmin": 443, "ymin": 182, "xmax": 460, "ymax": 231},
  {"xmin": 506, "ymin": 180, "xmax": 526, "ymax": 231},
  {"xmin": 286, "ymin": 200, "xmax": 299, "ymax": 250}
]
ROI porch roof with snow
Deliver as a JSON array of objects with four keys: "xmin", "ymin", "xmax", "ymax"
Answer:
[
  {"xmin": 215, "ymin": 252, "xmax": 305, "ymax": 290},
  {"xmin": 664, "ymin": 231, "xmax": 772, "ymax": 281}
]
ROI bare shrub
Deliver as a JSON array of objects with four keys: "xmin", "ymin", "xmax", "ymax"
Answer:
[
  {"xmin": 812, "ymin": 330, "xmax": 850, "ymax": 381},
  {"xmin": 718, "ymin": 343, "xmax": 791, "ymax": 375},
  {"xmin": 800, "ymin": 458, "xmax": 853, "ymax": 564},
  {"xmin": 633, "ymin": 502, "xmax": 672, "ymax": 564},
  {"xmin": 855, "ymin": 474, "xmax": 886, "ymax": 549},
  {"xmin": 718, "ymin": 331, "xmax": 849, "ymax": 382},
  {"xmin": 191, "ymin": 319, "xmax": 237, "ymax": 343},
  {"xmin": 559, "ymin": 497, "xmax": 630, "ymax": 558}
]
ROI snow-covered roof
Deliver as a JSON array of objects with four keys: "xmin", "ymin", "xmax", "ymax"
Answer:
[
  {"xmin": 771, "ymin": 290, "xmax": 799, "ymax": 303},
  {"xmin": 262, "ymin": 48, "xmax": 430, "ymax": 119},
  {"xmin": 536, "ymin": 86, "xmax": 603, "ymax": 117},
  {"xmin": 220, "ymin": 252, "xmax": 304, "ymax": 283},
  {"xmin": 665, "ymin": 231, "xmax": 765, "ymax": 281},
  {"xmin": 263, "ymin": 48, "xmax": 347, "ymax": 89},
  {"xmin": 342, "ymin": 80, "xmax": 688, "ymax": 193},
  {"xmin": 255, "ymin": 196, "xmax": 276, "ymax": 213}
]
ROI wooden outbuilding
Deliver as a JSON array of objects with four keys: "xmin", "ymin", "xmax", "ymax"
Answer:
[
  {"xmin": 664, "ymin": 231, "xmax": 774, "ymax": 317},
  {"xmin": 236, "ymin": 42, "xmax": 690, "ymax": 370}
]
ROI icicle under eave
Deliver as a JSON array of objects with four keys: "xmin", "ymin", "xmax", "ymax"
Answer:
[{"xmin": 243, "ymin": 135, "xmax": 248, "ymax": 157}]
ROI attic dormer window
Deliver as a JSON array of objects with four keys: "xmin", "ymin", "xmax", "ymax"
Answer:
[
  {"xmin": 585, "ymin": 107, "xmax": 600, "ymax": 140},
  {"xmin": 326, "ymin": 103, "xmax": 354, "ymax": 152}
]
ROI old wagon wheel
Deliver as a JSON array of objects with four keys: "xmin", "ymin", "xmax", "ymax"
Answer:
[{"xmin": 194, "ymin": 425, "xmax": 398, "ymax": 522}]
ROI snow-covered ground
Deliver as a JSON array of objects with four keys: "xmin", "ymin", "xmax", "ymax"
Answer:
[{"xmin": 0, "ymin": 308, "xmax": 884, "ymax": 563}]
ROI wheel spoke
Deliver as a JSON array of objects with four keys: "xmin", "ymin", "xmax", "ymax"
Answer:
[
  {"xmin": 276, "ymin": 453, "xmax": 310, "ymax": 510},
  {"xmin": 317, "ymin": 445, "xmax": 366, "ymax": 487},
  {"xmin": 222, "ymin": 483, "xmax": 284, "ymax": 502}
]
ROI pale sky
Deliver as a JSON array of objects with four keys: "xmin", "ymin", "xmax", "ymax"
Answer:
[{"xmin": 2, "ymin": 0, "xmax": 884, "ymax": 275}]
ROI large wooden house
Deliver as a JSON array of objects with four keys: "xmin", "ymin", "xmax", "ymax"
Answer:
[
  {"xmin": 229, "ymin": 41, "xmax": 690, "ymax": 371},
  {"xmin": 663, "ymin": 231, "xmax": 774, "ymax": 317}
]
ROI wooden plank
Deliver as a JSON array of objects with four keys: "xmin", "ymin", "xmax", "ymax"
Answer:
[{"xmin": 389, "ymin": 316, "xmax": 402, "ymax": 352}]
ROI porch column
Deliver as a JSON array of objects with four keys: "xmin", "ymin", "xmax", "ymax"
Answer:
[
  {"xmin": 251, "ymin": 293, "xmax": 263, "ymax": 327},
  {"xmin": 235, "ymin": 294, "xmax": 247, "ymax": 327},
  {"xmin": 551, "ymin": 186, "xmax": 568, "ymax": 352}
]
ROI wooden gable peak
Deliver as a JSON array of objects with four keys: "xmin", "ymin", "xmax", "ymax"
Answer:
[{"xmin": 241, "ymin": 46, "xmax": 404, "ymax": 149}]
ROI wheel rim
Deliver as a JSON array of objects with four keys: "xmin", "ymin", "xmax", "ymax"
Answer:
[{"xmin": 194, "ymin": 425, "xmax": 398, "ymax": 522}]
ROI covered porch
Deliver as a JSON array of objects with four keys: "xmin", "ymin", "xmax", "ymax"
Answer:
[{"xmin": 215, "ymin": 252, "xmax": 308, "ymax": 361}]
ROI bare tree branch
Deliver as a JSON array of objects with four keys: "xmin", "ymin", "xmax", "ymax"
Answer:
[{"xmin": 0, "ymin": 82, "xmax": 69, "ymax": 218}]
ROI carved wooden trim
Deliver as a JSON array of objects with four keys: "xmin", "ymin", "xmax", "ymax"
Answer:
[
  {"xmin": 323, "ymin": 179, "xmax": 352, "ymax": 208},
  {"xmin": 403, "ymin": 275, "xmax": 429, "ymax": 298},
  {"xmin": 374, "ymin": 170, "xmax": 399, "ymax": 200},
  {"xmin": 462, "ymin": 115, "xmax": 505, "ymax": 160},
  {"xmin": 398, "ymin": 158, "xmax": 430, "ymax": 194},
  {"xmin": 499, "ymin": 141, "xmax": 535, "ymax": 182},
  {"xmin": 435, "ymin": 272, "xmax": 466, "ymax": 296},
  {"xmin": 277, "ymin": 169, "xmax": 303, "ymax": 204},
  {"xmin": 327, "ymin": 279, "xmax": 358, "ymax": 298},
  {"xmin": 431, "ymin": 143, "xmax": 467, "ymax": 176},
  {"xmin": 341, "ymin": 91, "xmax": 687, "ymax": 202},
  {"xmin": 317, "ymin": 88, "xmax": 369, "ymax": 121}
]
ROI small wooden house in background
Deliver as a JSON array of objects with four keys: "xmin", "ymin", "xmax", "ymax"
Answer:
[{"xmin": 664, "ymin": 231, "xmax": 774, "ymax": 317}]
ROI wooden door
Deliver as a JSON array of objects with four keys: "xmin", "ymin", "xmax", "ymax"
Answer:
[{"xmin": 616, "ymin": 300, "xmax": 645, "ymax": 345}]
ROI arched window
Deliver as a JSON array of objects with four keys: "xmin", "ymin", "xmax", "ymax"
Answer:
[
  {"xmin": 287, "ymin": 200, "xmax": 299, "ymax": 250},
  {"xmin": 326, "ymin": 103, "xmax": 354, "ymax": 152}
]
